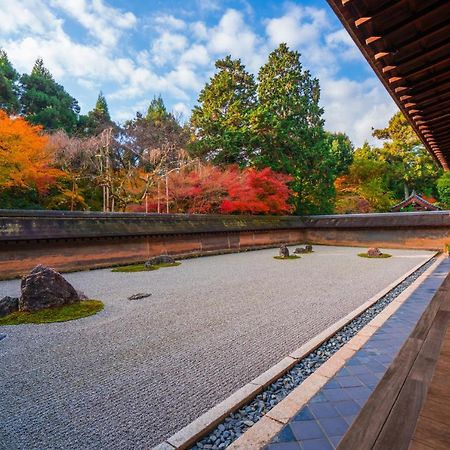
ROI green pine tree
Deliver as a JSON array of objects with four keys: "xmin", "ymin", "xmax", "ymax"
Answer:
[
  {"xmin": 255, "ymin": 43, "xmax": 334, "ymax": 214},
  {"xmin": 147, "ymin": 95, "xmax": 169, "ymax": 123},
  {"xmin": 189, "ymin": 56, "xmax": 258, "ymax": 165},
  {"xmin": 78, "ymin": 91, "xmax": 113, "ymax": 135},
  {"xmin": 21, "ymin": 58, "xmax": 80, "ymax": 133},
  {"xmin": 0, "ymin": 49, "xmax": 20, "ymax": 114}
]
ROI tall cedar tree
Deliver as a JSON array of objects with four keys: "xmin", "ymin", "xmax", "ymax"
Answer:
[
  {"xmin": 78, "ymin": 91, "xmax": 113, "ymax": 136},
  {"xmin": 21, "ymin": 58, "xmax": 80, "ymax": 134},
  {"xmin": 256, "ymin": 43, "xmax": 335, "ymax": 215},
  {"xmin": 190, "ymin": 56, "xmax": 257, "ymax": 165},
  {"xmin": 0, "ymin": 50, "xmax": 20, "ymax": 114},
  {"xmin": 372, "ymin": 112, "xmax": 439, "ymax": 199}
]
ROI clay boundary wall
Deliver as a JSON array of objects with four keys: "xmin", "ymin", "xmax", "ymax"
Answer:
[{"xmin": 1, "ymin": 210, "xmax": 449, "ymax": 278}]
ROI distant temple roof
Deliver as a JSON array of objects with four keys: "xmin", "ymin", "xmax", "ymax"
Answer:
[{"xmin": 391, "ymin": 190, "xmax": 441, "ymax": 212}]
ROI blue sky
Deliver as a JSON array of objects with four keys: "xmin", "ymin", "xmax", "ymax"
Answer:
[{"xmin": 0, "ymin": 0, "xmax": 397, "ymax": 146}]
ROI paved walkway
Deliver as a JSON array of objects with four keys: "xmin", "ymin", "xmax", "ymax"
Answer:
[
  {"xmin": 0, "ymin": 246, "xmax": 433, "ymax": 449},
  {"xmin": 265, "ymin": 258, "xmax": 450, "ymax": 450}
]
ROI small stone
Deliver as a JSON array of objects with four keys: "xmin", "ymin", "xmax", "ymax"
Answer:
[
  {"xmin": 128, "ymin": 293, "xmax": 152, "ymax": 301},
  {"xmin": 243, "ymin": 420, "xmax": 254, "ymax": 427},
  {"xmin": 0, "ymin": 296, "xmax": 19, "ymax": 317}
]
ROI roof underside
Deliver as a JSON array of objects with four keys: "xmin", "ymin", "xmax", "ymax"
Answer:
[{"xmin": 327, "ymin": 0, "xmax": 450, "ymax": 169}]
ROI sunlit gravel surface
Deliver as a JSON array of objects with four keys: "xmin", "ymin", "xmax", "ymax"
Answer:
[{"xmin": 0, "ymin": 246, "xmax": 433, "ymax": 449}]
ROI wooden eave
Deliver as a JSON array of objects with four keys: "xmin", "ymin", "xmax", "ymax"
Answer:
[{"xmin": 327, "ymin": 0, "xmax": 450, "ymax": 170}]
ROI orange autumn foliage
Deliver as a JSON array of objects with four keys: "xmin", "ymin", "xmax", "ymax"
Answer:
[{"xmin": 0, "ymin": 110, "xmax": 63, "ymax": 193}]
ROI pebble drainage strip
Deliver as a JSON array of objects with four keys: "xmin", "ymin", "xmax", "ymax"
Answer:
[{"xmin": 191, "ymin": 257, "xmax": 436, "ymax": 449}]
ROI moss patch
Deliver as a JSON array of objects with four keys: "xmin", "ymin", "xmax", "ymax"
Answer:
[
  {"xmin": 358, "ymin": 253, "xmax": 392, "ymax": 259},
  {"xmin": 111, "ymin": 262, "xmax": 181, "ymax": 272},
  {"xmin": 0, "ymin": 300, "xmax": 104, "ymax": 326},
  {"xmin": 273, "ymin": 255, "xmax": 301, "ymax": 260}
]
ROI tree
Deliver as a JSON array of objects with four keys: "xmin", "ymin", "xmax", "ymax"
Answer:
[
  {"xmin": 147, "ymin": 95, "xmax": 168, "ymax": 123},
  {"xmin": 221, "ymin": 167, "xmax": 293, "ymax": 214},
  {"xmin": 78, "ymin": 91, "xmax": 113, "ymax": 136},
  {"xmin": 324, "ymin": 131, "xmax": 354, "ymax": 176},
  {"xmin": 190, "ymin": 56, "xmax": 257, "ymax": 165},
  {"xmin": 129, "ymin": 164, "xmax": 293, "ymax": 215},
  {"xmin": 372, "ymin": 111, "xmax": 439, "ymax": 199},
  {"xmin": 437, "ymin": 172, "xmax": 450, "ymax": 208},
  {"xmin": 0, "ymin": 110, "xmax": 63, "ymax": 193},
  {"xmin": 21, "ymin": 58, "xmax": 80, "ymax": 133},
  {"xmin": 0, "ymin": 50, "xmax": 20, "ymax": 114},
  {"xmin": 255, "ymin": 43, "xmax": 334, "ymax": 214}
]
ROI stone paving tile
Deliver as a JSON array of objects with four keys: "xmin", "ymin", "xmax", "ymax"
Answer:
[{"xmin": 265, "ymin": 258, "xmax": 450, "ymax": 450}]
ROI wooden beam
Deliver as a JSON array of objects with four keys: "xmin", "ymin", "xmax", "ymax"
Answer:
[
  {"xmin": 355, "ymin": 17, "xmax": 372, "ymax": 27},
  {"xmin": 375, "ymin": 52, "xmax": 391, "ymax": 60},
  {"xmin": 389, "ymin": 76, "xmax": 402, "ymax": 84},
  {"xmin": 366, "ymin": 36, "xmax": 382, "ymax": 45},
  {"xmin": 382, "ymin": 65, "xmax": 397, "ymax": 73}
]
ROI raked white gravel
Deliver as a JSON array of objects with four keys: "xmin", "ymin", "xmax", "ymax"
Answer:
[{"xmin": 0, "ymin": 245, "xmax": 434, "ymax": 449}]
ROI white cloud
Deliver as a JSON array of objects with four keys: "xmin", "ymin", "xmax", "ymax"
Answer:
[
  {"xmin": 321, "ymin": 76, "xmax": 397, "ymax": 146},
  {"xmin": 173, "ymin": 102, "xmax": 191, "ymax": 118},
  {"xmin": 180, "ymin": 44, "xmax": 210, "ymax": 67},
  {"xmin": 50, "ymin": 0, "xmax": 136, "ymax": 47},
  {"xmin": 265, "ymin": 5, "xmax": 329, "ymax": 48},
  {"xmin": 152, "ymin": 32, "xmax": 188, "ymax": 66},
  {"xmin": 206, "ymin": 9, "xmax": 266, "ymax": 72},
  {"xmin": 154, "ymin": 14, "xmax": 186, "ymax": 31}
]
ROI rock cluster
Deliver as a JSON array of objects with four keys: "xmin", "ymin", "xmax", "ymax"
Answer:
[
  {"xmin": 278, "ymin": 245, "xmax": 289, "ymax": 258},
  {"xmin": 0, "ymin": 265, "xmax": 82, "ymax": 317},
  {"xmin": 294, "ymin": 244, "xmax": 313, "ymax": 254},
  {"xmin": 367, "ymin": 247, "xmax": 383, "ymax": 257},
  {"xmin": 144, "ymin": 255, "xmax": 176, "ymax": 268}
]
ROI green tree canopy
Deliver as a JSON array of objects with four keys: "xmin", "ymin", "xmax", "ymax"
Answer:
[
  {"xmin": 372, "ymin": 111, "xmax": 439, "ymax": 199},
  {"xmin": 324, "ymin": 131, "xmax": 354, "ymax": 176},
  {"xmin": 255, "ymin": 43, "xmax": 334, "ymax": 214},
  {"xmin": 437, "ymin": 172, "xmax": 450, "ymax": 208},
  {"xmin": 78, "ymin": 91, "xmax": 113, "ymax": 136},
  {"xmin": 0, "ymin": 49, "xmax": 20, "ymax": 114},
  {"xmin": 189, "ymin": 56, "xmax": 257, "ymax": 165},
  {"xmin": 21, "ymin": 58, "xmax": 80, "ymax": 133},
  {"xmin": 147, "ymin": 95, "xmax": 169, "ymax": 123}
]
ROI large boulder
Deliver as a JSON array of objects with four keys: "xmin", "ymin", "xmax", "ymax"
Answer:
[
  {"xmin": 144, "ymin": 255, "xmax": 176, "ymax": 268},
  {"xmin": 19, "ymin": 265, "xmax": 80, "ymax": 312},
  {"xmin": 0, "ymin": 296, "xmax": 19, "ymax": 317}
]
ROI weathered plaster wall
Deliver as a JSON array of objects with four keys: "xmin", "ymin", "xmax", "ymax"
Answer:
[{"xmin": 0, "ymin": 210, "xmax": 448, "ymax": 278}]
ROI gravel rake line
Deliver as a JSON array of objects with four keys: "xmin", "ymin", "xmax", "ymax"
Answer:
[{"xmin": 190, "ymin": 257, "xmax": 436, "ymax": 449}]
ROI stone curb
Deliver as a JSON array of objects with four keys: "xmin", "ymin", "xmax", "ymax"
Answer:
[
  {"xmin": 227, "ymin": 254, "xmax": 443, "ymax": 449},
  {"xmin": 153, "ymin": 253, "xmax": 439, "ymax": 450}
]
